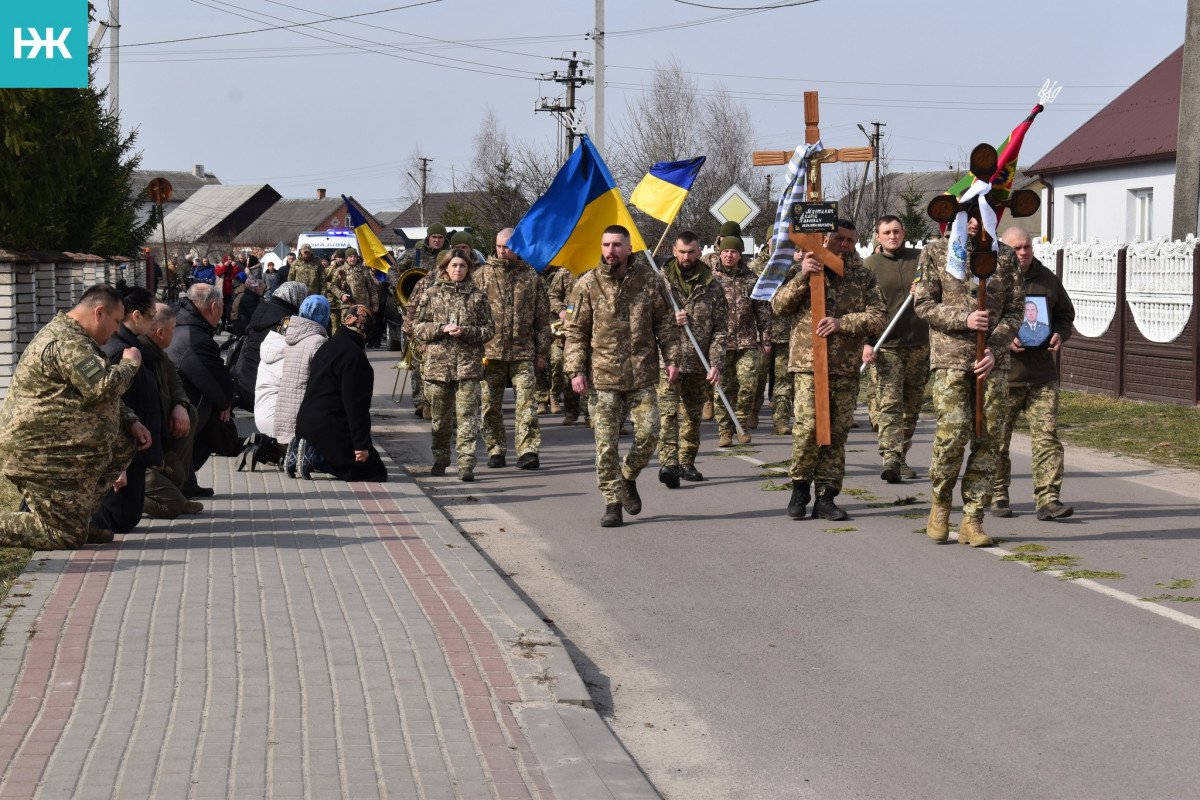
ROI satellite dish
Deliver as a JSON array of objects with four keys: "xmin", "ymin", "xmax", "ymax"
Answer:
[{"xmin": 147, "ymin": 177, "xmax": 173, "ymax": 205}]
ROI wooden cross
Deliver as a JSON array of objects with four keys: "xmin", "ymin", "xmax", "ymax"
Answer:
[{"xmin": 752, "ymin": 91, "xmax": 874, "ymax": 445}]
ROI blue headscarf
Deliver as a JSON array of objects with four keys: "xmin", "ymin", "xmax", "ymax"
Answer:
[{"xmin": 298, "ymin": 295, "xmax": 330, "ymax": 328}]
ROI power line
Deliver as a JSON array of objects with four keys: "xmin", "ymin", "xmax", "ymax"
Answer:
[{"xmin": 670, "ymin": 0, "xmax": 817, "ymax": 9}]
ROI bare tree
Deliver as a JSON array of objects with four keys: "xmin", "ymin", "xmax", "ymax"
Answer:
[{"xmin": 609, "ymin": 59, "xmax": 764, "ymax": 251}]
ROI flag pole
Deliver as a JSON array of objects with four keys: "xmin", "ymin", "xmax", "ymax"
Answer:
[
  {"xmin": 859, "ymin": 293, "xmax": 913, "ymax": 374},
  {"xmin": 640, "ymin": 248, "xmax": 744, "ymax": 438},
  {"xmin": 651, "ymin": 222, "xmax": 675, "ymax": 257}
]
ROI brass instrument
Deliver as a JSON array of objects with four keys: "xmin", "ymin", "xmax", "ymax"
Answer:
[
  {"xmin": 394, "ymin": 267, "xmax": 427, "ymax": 305},
  {"xmin": 550, "ymin": 319, "xmax": 565, "ymax": 337}
]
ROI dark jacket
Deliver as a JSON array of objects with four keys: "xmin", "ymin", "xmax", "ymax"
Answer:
[
  {"xmin": 232, "ymin": 295, "xmax": 299, "ymax": 407},
  {"xmin": 166, "ymin": 299, "xmax": 236, "ymax": 424},
  {"xmin": 864, "ymin": 246, "xmax": 928, "ymax": 349},
  {"xmin": 295, "ymin": 328, "xmax": 387, "ymax": 482},
  {"xmin": 103, "ymin": 324, "xmax": 163, "ymax": 470},
  {"xmin": 230, "ymin": 284, "xmax": 262, "ymax": 338},
  {"xmin": 1009, "ymin": 257, "xmax": 1075, "ymax": 386}
]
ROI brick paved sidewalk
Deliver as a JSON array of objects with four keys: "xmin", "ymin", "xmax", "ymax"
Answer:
[{"xmin": 0, "ymin": 452, "xmax": 657, "ymax": 799}]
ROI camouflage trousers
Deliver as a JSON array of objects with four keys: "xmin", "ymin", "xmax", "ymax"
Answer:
[
  {"xmin": 756, "ymin": 345, "xmax": 772, "ymax": 406},
  {"xmin": 771, "ymin": 346, "xmax": 793, "ymax": 428},
  {"xmin": 409, "ymin": 361, "xmax": 425, "ymax": 409},
  {"xmin": 995, "ymin": 381, "xmax": 1064, "ymax": 508},
  {"xmin": 865, "ymin": 362, "xmax": 878, "ymax": 427},
  {"xmin": 593, "ymin": 387, "xmax": 658, "ymax": 506},
  {"xmin": 538, "ymin": 340, "xmax": 579, "ymax": 411},
  {"xmin": 873, "ymin": 345, "xmax": 930, "ymax": 465},
  {"xmin": 0, "ymin": 434, "xmax": 137, "ymax": 550},
  {"xmin": 928, "ymin": 368, "xmax": 1008, "ymax": 517},
  {"xmin": 482, "ymin": 359, "xmax": 541, "ymax": 457},
  {"xmin": 425, "ymin": 379, "xmax": 482, "ymax": 471},
  {"xmin": 656, "ymin": 370, "xmax": 709, "ymax": 468},
  {"xmin": 789, "ymin": 373, "xmax": 859, "ymax": 494},
  {"xmin": 715, "ymin": 348, "xmax": 761, "ymax": 434}
]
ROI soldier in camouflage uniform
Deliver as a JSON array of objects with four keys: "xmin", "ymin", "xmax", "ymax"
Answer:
[
  {"xmin": 700, "ymin": 222, "xmax": 743, "ymax": 421},
  {"xmin": 413, "ymin": 251, "xmax": 495, "ymax": 480},
  {"xmin": 289, "ymin": 242, "xmax": 326, "ymax": 297},
  {"xmin": 656, "ymin": 231, "xmax": 728, "ymax": 487},
  {"xmin": 565, "ymin": 226, "xmax": 681, "ymax": 527},
  {"xmin": 749, "ymin": 244, "xmax": 797, "ymax": 435},
  {"xmin": 475, "ymin": 228, "xmax": 551, "ymax": 470},
  {"xmin": 772, "ymin": 221, "xmax": 887, "ymax": 521},
  {"xmin": 992, "ymin": 227, "xmax": 1076, "ymax": 521},
  {"xmin": 0, "ymin": 286, "xmax": 153, "ymax": 549},
  {"xmin": 329, "ymin": 248, "xmax": 381, "ymax": 335},
  {"xmin": 712, "ymin": 236, "xmax": 771, "ymax": 446},
  {"xmin": 914, "ymin": 218, "xmax": 1024, "ymax": 547},
  {"xmin": 863, "ymin": 215, "xmax": 930, "ymax": 483},
  {"xmin": 398, "ymin": 224, "xmax": 448, "ymax": 419},
  {"xmin": 544, "ymin": 265, "xmax": 582, "ymax": 423}
]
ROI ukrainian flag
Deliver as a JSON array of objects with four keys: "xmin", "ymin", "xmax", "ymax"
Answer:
[
  {"xmin": 508, "ymin": 135, "xmax": 646, "ymax": 276},
  {"xmin": 629, "ymin": 156, "xmax": 706, "ymax": 223},
  {"xmin": 342, "ymin": 195, "xmax": 396, "ymax": 275}
]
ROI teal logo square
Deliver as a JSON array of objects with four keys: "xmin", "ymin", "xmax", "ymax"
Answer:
[{"xmin": 0, "ymin": 0, "xmax": 89, "ymax": 88}]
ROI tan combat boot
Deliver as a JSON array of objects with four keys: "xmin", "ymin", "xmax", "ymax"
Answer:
[
  {"xmin": 748, "ymin": 407, "xmax": 760, "ymax": 429},
  {"xmin": 550, "ymin": 398, "xmax": 562, "ymax": 414},
  {"xmin": 926, "ymin": 504, "xmax": 951, "ymax": 542},
  {"xmin": 702, "ymin": 401, "xmax": 715, "ymax": 420},
  {"xmin": 717, "ymin": 431, "xmax": 733, "ymax": 448},
  {"xmin": 773, "ymin": 421, "xmax": 792, "ymax": 435},
  {"xmin": 958, "ymin": 516, "xmax": 995, "ymax": 548}
]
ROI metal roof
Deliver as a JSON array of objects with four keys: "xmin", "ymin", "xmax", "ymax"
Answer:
[
  {"xmin": 1028, "ymin": 47, "xmax": 1181, "ymax": 175},
  {"xmin": 132, "ymin": 170, "xmax": 221, "ymax": 203},
  {"xmin": 232, "ymin": 197, "xmax": 345, "ymax": 245},
  {"xmin": 163, "ymin": 184, "xmax": 280, "ymax": 242}
]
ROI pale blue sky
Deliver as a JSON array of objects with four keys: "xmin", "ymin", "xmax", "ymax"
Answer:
[{"xmin": 101, "ymin": 0, "xmax": 1188, "ymax": 212}]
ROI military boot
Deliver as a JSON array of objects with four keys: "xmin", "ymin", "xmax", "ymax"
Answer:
[
  {"xmin": 717, "ymin": 431, "xmax": 734, "ymax": 448},
  {"xmin": 812, "ymin": 488, "xmax": 849, "ymax": 521},
  {"xmin": 773, "ymin": 421, "xmax": 792, "ymax": 435},
  {"xmin": 601, "ymin": 504, "xmax": 623, "ymax": 527},
  {"xmin": 620, "ymin": 478, "xmax": 642, "ymax": 516},
  {"xmin": 881, "ymin": 461, "xmax": 902, "ymax": 484},
  {"xmin": 537, "ymin": 402, "xmax": 550, "ymax": 415},
  {"xmin": 1037, "ymin": 499, "xmax": 1075, "ymax": 521},
  {"xmin": 990, "ymin": 495, "xmax": 1013, "ymax": 518},
  {"xmin": 786, "ymin": 481, "xmax": 811, "ymax": 520},
  {"xmin": 926, "ymin": 504, "xmax": 951, "ymax": 542},
  {"xmin": 701, "ymin": 401, "xmax": 714, "ymax": 420},
  {"xmin": 550, "ymin": 398, "xmax": 562, "ymax": 414},
  {"xmin": 958, "ymin": 516, "xmax": 994, "ymax": 547},
  {"xmin": 748, "ymin": 407, "xmax": 760, "ymax": 429},
  {"xmin": 658, "ymin": 465, "xmax": 680, "ymax": 489}
]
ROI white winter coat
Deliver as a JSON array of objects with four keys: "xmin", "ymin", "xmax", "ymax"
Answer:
[
  {"xmin": 273, "ymin": 316, "xmax": 328, "ymax": 444},
  {"xmin": 253, "ymin": 329, "xmax": 288, "ymax": 436}
]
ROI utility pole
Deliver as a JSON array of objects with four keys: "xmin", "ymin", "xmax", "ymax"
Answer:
[
  {"xmin": 109, "ymin": 0, "xmax": 119, "ymax": 116},
  {"xmin": 1173, "ymin": 0, "xmax": 1200, "ymax": 237},
  {"xmin": 854, "ymin": 121, "xmax": 886, "ymax": 224},
  {"xmin": 593, "ymin": 0, "xmax": 605, "ymax": 156},
  {"xmin": 415, "ymin": 157, "xmax": 432, "ymax": 226},
  {"xmin": 535, "ymin": 53, "xmax": 591, "ymax": 162}
]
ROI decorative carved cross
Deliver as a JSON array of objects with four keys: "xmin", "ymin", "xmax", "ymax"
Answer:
[{"xmin": 752, "ymin": 91, "xmax": 874, "ymax": 445}]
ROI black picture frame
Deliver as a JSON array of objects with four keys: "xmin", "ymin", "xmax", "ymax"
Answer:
[{"xmin": 1017, "ymin": 295, "xmax": 1052, "ymax": 348}]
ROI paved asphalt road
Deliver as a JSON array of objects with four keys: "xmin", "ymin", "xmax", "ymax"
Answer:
[{"xmin": 370, "ymin": 354, "xmax": 1200, "ymax": 800}]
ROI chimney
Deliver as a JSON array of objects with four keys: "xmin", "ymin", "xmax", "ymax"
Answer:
[
  {"xmin": 317, "ymin": 188, "xmax": 326, "ymax": 199},
  {"xmin": 193, "ymin": 164, "xmax": 205, "ymax": 178}
]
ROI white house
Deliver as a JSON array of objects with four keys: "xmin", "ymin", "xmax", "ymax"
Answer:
[{"xmin": 1029, "ymin": 47, "xmax": 1181, "ymax": 243}]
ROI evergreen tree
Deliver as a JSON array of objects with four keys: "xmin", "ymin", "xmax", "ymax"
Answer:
[
  {"xmin": 0, "ymin": 18, "xmax": 153, "ymax": 257},
  {"xmin": 896, "ymin": 179, "xmax": 932, "ymax": 243}
]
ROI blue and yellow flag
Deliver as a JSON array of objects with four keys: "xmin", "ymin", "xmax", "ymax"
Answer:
[
  {"xmin": 341, "ymin": 195, "xmax": 395, "ymax": 275},
  {"xmin": 629, "ymin": 156, "xmax": 705, "ymax": 223},
  {"xmin": 508, "ymin": 135, "xmax": 646, "ymax": 275}
]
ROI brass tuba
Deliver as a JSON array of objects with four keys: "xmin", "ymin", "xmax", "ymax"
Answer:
[{"xmin": 394, "ymin": 267, "xmax": 427, "ymax": 306}]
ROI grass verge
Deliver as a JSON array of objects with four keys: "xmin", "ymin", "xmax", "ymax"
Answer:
[{"xmin": 0, "ymin": 475, "xmax": 34, "ymax": 607}]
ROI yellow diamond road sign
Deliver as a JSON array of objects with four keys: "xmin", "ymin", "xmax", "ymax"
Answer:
[{"xmin": 710, "ymin": 184, "xmax": 760, "ymax": 226}]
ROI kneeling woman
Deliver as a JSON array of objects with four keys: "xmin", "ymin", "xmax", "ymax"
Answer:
[
  {"xmin": 414, "ymin": 251, "xmax": 494, "ymax": 481},
  {"xmin": 294, "ymin": 304, "xmax": 388, "ymax": 482}
]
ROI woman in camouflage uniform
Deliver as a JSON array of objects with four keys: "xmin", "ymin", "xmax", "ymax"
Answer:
[{"xmin": 413, "ymin": 252, "xmax": 495, "ymax": 481}]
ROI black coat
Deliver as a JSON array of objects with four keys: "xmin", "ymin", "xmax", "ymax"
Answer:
[
  {"xmin": 230, "ymin": 285, "xmax": 262, "ymax": 338},
  {"xmin": 97, "ymin": 323, "xmax": 159, "ymax": 534},
  {"xmin": 295, "ymin": 328, "xmax": 387, "ymax": 482},
  {"xmin": 232, "ymin": 295, "xmax": 298, "ymax": 405},
  {"xmin": 166, "ymin": 299, "xmax": 236, "ymax": 425}
]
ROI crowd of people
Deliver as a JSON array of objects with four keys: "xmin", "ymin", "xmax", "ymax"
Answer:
[{"xmin": 0, "ymin": 210, "xmax": 1076, "ymax": 548}]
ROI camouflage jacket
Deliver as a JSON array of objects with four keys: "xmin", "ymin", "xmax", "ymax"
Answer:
[
  {"xmin": 543, "ymin": 266, "xmax": 574, "ymax": 315},
  {"xmin": 749, "ymin": 246, "xmax": 797, "ymax": 345},
  {"xmin": 713, "ymin": 257, "xmax": 771, "ymax": 349},
  {"xmin": 914, "ymin": 237, "xmax": 1024, "ymax": 372},
  {"xmin": 0, "ymin": 312, "xmax": 140, "ymax": 478},
  {"xmin": 771, "ymin": 251, "xmax": 888, "ymax": 377},
  {"xmin": 333, "ymin": 263, "xmax": 381, "ymax": 312},
  {"xmin": 413, "ymin": 277, "xmax": 495, "ymax": 382},
  {"xmin": 401, "ymin": 272, "xmax": 435, "ymax": 338},
  {"xmin": 473, "ymin": 257, "xmax": 551, "ymax": 363},
  {"xmin": 564, "ymin": 259, "xmax": 680, "ymax": 391},
  {"xmin": 390, "ymin": 242, "xmax": 441, "ymax": 291},
  {"xmin": 661, "ymin": 258, "xmax": 728, "ymax": 374},
  {"xmin": 864, "ymin": 247, "xmax": 929, "ymax": 349},
  {"xmin": 289, "ymin": 254, "xmax": 326, "ymax": 297}
]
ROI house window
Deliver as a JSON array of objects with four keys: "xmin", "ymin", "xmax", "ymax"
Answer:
[
  {"xmin": 1065, "ymin": 194, "xmax": 1087, "ymax": 241},
  {"xmin": 346, "ymin": 216, "xmax": 352, "ymax": 227},
  {"xmin": 1128, "ymin": 188, "xmax": 1153, "ymax": 241}
]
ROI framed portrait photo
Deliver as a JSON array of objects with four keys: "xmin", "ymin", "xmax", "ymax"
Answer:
[{"xmin": 1017, "ymin": 295, "xmax": 1052, "ymax": 348}]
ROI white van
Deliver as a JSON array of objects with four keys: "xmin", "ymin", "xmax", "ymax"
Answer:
[{"xmin": 295, "ymin": 229, "xmax": 359, "ymax": 261}]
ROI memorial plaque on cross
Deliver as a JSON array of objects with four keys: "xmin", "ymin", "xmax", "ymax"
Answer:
[{"xmin": 752, "ymin": 91, "xmax": 874, "ymax": 445}]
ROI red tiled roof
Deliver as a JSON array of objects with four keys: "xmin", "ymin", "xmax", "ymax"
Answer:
[{"xmin": 1028, "ymin": 47, "xmax": 1182, "ymax": 175}]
